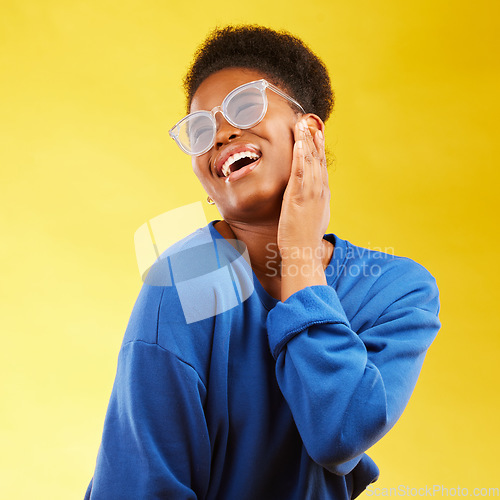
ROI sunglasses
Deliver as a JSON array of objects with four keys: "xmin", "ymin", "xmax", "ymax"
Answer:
[{"xmin": 169, "ymin": 79, "xmax": 305, "ymax": 156}]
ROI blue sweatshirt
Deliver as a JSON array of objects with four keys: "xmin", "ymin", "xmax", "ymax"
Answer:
[{"xmin": 85, "ymin": 221, "xmax": 441, "ymax": 499}]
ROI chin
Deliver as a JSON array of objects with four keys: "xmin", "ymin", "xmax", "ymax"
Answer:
[{"xmin": 220, "ymin": 180, "xmax": 287, "ymax": 222}]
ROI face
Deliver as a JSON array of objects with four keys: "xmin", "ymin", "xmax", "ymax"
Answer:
[{"xmin": 189, "ymin": 68, "xmax": 301, "ymax": 223}]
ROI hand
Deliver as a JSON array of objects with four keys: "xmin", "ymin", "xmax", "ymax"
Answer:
[{"xmin": 277, "ymin": 117, "xmax": 331, "ymax": 256}]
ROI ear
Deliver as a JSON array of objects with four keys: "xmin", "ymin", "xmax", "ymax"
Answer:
[{"xmin": 302, "ymin": 113, "xmax": 325, "ymax": 138}]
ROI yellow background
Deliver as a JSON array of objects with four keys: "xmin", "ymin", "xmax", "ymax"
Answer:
[{"xmin": 1, "ymin": 1, "xmax": 498, "ymax": 498}]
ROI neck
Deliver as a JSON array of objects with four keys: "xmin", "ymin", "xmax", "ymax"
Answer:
[
  {"xmin": 218, "ymin": 218, "xmax": 281, "ymax": 277},
  {"xmin": 214, "ymin": 218, "xmax": 333, "ymax": 300}
]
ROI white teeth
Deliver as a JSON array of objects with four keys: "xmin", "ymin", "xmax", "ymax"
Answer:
[{"xmin": 220, "ymin": 151, "xmax": 259, "ymax": 177}]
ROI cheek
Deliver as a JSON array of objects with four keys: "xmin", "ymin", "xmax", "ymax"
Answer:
[
  {"xmin": 191, "ymin": 156, "xmax": 209, "ymax": 182},
  {"xmin": 262, "ymin": 122, "xmax": 295, "ymax": 171},
  {"xmin": 189, "ymin": 157, "xmax": 216, "ymax": 197},
  {"xmin": 191, "ymin": 157, "xmax": 201, "ymax": 177}
]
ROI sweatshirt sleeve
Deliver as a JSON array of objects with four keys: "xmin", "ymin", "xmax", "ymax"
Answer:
[
  {"xmin": 85, "ymin": 340, "xmax": 211, "ymax": 499},
  {"xmin": 266, "ymin": 259, "xmax": 441, "ymax": 476}
]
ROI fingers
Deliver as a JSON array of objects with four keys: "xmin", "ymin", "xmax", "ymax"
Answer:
[
  {"xmin": 298, "ymin": 121, "xmax": 316, "ymax": 188},
  {"xmin": 295, "ymin": 119, "xmax": 328, "ymax": 193},
  {"xmin": 313, "ymin": 128, "xmax": 329, "ymax": 187},
  {"xmin": 289, "ymin": 139, "xmax": 304, "ymax": 193},
  {"xmin": 300, "ymin": 120, "xmax": 319, "ymax": 159},
  {"xmin": 288, "ymin": 117, "xmax": 329, "ymax": 201}
]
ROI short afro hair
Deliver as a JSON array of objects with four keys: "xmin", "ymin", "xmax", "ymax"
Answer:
[{"xmin": 183, "ymin": 25, "xmax": 334, "ymax": 122}]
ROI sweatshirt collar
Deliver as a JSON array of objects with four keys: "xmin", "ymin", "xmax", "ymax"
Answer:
[{"xmin": 207, "ymin": 220, "xmax": 348, "ymax": 309}]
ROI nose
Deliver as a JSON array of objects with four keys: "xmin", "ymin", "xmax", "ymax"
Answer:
[{"xmin": 214, "ymin": 112, "xmax": 242, "ymax": 149}]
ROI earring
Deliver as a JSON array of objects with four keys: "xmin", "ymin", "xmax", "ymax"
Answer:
[{"xmin": 206, "ymin": 196, "xmax": 215, "ymax": 205}]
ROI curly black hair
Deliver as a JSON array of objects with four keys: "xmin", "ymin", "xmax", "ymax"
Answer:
[{"xmin": 183, "ymin": 25, "xmax": 334, "ymax": 122}]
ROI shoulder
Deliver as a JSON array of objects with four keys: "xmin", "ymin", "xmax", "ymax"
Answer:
[
  {"xmin": 122, "ymin": 224, "xmax": 214, "ymax": 346},
  {"xmin": 121, "ymin": 222, "xmax": 249, "ymax": 375},
  {"xmin": 331, "ymin": 235, "xmax": 440, "ymax": 320},
  {"xmin": 343, "ymin": 237, "xmax": 438, "ymax": 289}
]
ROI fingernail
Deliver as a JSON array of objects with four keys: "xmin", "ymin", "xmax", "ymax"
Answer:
[
  {"xmin": 317, "ymin": 130, "xmax": 324, "ymax": 141},
  {"xmin": 296, "ymin": 140, "xmax": 303, "ymax": 149}
]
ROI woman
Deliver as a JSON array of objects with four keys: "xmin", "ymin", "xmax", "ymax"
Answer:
[{"xmin": 85, "ymin": 25, "xmax": 441, "ymax": 499}]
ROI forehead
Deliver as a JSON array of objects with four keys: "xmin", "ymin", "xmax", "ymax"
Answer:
[{"xmin": 190, "ymin": 67, "xmax": 269, "ymax": 113}]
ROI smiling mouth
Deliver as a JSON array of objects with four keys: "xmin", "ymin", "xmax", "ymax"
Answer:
[{"xmin": 219, "ymin": 151, "xmax": 261, "ymax": 178}]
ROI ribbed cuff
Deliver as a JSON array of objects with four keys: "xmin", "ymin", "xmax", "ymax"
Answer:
[{"xmin": 266, "ymin": 285, "xmax": 350, "ymax": 360}]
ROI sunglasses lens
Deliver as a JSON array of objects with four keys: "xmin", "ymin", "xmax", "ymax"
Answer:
[
  {"xmin": 172, "ymin": 84, "xmax": 268, "ymax": 155},
  {"xmin": 226, "ymin": 87, "xmax": 266, "ymax": 128},
  {"xmin": 178, "ymin": 114, "xmax": 215, "ymax": 155}
]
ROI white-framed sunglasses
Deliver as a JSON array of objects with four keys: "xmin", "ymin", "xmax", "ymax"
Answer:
[{"xmin": 169, "ymin": 79, "xmax": 305, "ymax": 156}]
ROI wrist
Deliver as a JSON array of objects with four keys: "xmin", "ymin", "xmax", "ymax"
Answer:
[
  {"xmin": 279, "ymin": 243, "xmax": 324, "ymax": 261},
  {"xmin": 280, "ymin": 254, "xmax": 327, "ymax": 301},
  {"xmin": 281, "ymin": 255, "xmax": 324, "ymax": 277}
]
